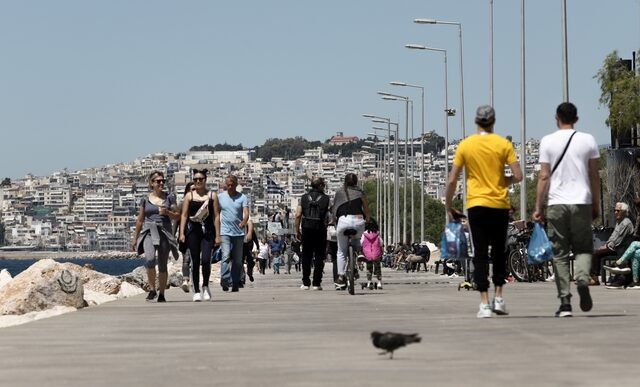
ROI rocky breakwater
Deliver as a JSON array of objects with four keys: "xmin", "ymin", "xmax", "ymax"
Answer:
[{"xmin": 0, "ymin": 259, "xmax": 147, "ymax": 328}]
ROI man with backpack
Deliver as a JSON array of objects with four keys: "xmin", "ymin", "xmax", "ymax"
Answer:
[{"xmin": 295, "ymin": 177, "xmax": 331, "ymax": 290}]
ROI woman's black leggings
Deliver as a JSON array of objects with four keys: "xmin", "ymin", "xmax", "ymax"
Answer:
[{"xmin": 187, "ymin": 228, "xmax": 213, "ymax": 293}]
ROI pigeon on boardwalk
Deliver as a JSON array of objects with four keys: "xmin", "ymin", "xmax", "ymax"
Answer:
[{"xmin": 370, "ymin": 331, "xmax": 421, "ymax": 359}]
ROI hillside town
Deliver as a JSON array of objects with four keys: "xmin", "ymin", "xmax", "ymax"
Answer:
[{"xmin": 0, "ymin": 133, "xmax": 541, "ymax": 251}]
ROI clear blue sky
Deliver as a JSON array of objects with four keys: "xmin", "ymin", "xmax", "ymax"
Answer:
[{"xmin": 1, "ymin": 0, "xmax": 638, "ymax": 179}]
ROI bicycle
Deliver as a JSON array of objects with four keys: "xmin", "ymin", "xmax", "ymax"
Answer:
[
  {"xmin": 507, "ymin": 228, "xmax": 554, "ymax": 282},
  {"xmin": 343, "ymin": 227, "xmax": 358, "ymax": 295}
]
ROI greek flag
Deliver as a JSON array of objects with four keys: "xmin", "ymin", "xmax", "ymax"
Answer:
[{"xmin": 266, "ymin": 176, "xmax": 285, "ymax": 196}]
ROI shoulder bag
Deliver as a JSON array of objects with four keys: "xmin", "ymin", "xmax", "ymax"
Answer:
[{"xmin": 551, "ymin": 131, "xmax": 577, "ymax": 175}]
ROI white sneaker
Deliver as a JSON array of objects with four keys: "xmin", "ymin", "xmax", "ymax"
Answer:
[
  {"xmin": 377, "ymin": 281, "xmax": 383, "ymax": 290},
  {"xmin": 492, "ymin": 297, "xmax": 508, "ymax": 315},
  {"xmin": 312, "ymin": 286, "xmax": 322, "ymax": 291},
  {"xmin": 545, "ymin": 274, "xmax": 555, "ymax": 282},
  {"xmin": 449, "ymin": 273, "xmax": 459, "ymax": 279},
  {"xmin": 181, "ymin": 280, "xmax": 190, "ymax": 293},
  {"xmin": 300, "ymin": 285, "xmax": 310, "ymax": 290},
  {"xmin": 192, "ymin": 292, "xmax": 202, "ymax": 302},
  {"xmin": 477, "ymin": 303, "xmax": 492, "ymax": 318},
  {"xmin": 202, "ymin": 286, "xmax": 211, "ymax": 301}
]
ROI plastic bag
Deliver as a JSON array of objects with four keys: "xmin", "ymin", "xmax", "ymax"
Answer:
[
  {"xmin": 440, "ymin": 221, "xmax": 469, "ymax": 260},
  {"xmin": 527, "ymin": 223, "xmax": 553, "ymax": 264},
  {"xmin": 211, "ymin": 247, "xmax": 223, "ymax": 264}
]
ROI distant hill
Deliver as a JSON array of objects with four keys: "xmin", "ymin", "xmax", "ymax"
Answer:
[{"xmin": 189, "ymin": 132, "xmax": 445, "ymax": 162}]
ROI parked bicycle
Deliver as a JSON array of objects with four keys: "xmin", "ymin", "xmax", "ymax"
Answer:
[{"xmin": 507, "ymin": 225, "xmax": 553, "ymax": 282}]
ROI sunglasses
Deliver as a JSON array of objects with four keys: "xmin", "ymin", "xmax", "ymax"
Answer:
[
  {"xmin": 154, "ymin": 179, "xmax": 166, "ymax": 184},
  {"xmin": 193, "ymin": 177, "xmax": 206, "ymax": 182}
]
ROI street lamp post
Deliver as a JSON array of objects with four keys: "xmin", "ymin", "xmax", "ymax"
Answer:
[
  {"xmin": 368, "ymin": 131, "xmax": 391, "ymax": 245},
  {"xmin": 390, "ymin": 81, "xmax": 425, "ymax": 243},
  {"xmin": 405, "ymin": 44, "xmax": 453, "ymax": 227},
  {"xmin": 362, "ymin": 145, "xmax": 383, "ymax": 225},
  {"xmin": 365, "ymin": 114, "xmax": 399, "ymax": 245},
  {"xmin": 561, "ymin": 0, "xmax": 569, "ymax": 102},
  {"xmin": 490, "ymin": 0, "xmax": 495, "ymax": 106},
  {"xmin": 366, "ymin": 128, "xmax": 390, "ymax": 245},
  {"xmin": 520, "ymin": 0, "xmax": 527, "ymax": 221},
  {"xmin": 414, "ymin": 18, "xmax": 467, "ymax": 208},
  {"xmin": 379, "ymin": 91, "xmax": 410, "ymax": 243}
]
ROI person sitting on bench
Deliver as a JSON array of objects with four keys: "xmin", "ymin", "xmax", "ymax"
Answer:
[{"xmin": 591, "ymin": 202, "xmax": 634, "ymax": 285}]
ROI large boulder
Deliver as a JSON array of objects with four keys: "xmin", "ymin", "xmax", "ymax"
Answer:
[
  {"xmin": 119, "ymin": 260, "xmax": 185, "ymax": 290},
  {"xmin": 60, "ymin": 262, "xmax": 122, "ymax": 295},
  {"xmin": 0, "ymin": 259, "xmax": 85, "ymax": 315},
  {"xmin": 0, "ymin": 269, "xmax": 12, "ymax": 291}
]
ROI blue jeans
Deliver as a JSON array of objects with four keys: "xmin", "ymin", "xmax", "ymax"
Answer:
[{"xmin": 220, "ymin": 235, "xmax": 245, "ymax": 288}]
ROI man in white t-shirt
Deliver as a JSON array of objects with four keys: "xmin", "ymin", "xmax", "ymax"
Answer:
[{"xmin": 534, "ymin": 102, "xmax": 601, "ymax": 318}]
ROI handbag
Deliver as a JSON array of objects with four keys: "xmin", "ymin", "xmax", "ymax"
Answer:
[
  {"xmin": 527, "ymin": 223, "xmax": 554, "ymax": 264},
  {"xmin": 189, "ymin": 192, "xmax": 212, "ymax": 223}
]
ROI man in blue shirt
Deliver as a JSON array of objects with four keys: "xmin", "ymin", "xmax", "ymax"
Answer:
[{"xmin": 216, "ymin": 175, "xmax": 249, "ymax": 292}]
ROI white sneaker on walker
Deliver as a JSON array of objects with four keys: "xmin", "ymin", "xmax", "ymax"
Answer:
[
  {"xmin": 491, "ymin": 297, "xmax": 508, "ymax": 315},
  {"xmin": 477, "ymin": 303, "xmax": 492, "ymax": 318},
  {"xmin": 202, "ymin": 286, "xmax": 211, "ymax": 301}
]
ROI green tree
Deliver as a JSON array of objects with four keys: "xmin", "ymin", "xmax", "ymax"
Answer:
[
  {"xmin": 190, "ymin": 143, "xmax": 244, "ymax": 152},
  {"xmin": 0, "ymin": 177, "xmax": 10, "ymax": 187},
  {"xmin": 595, "ymin": 50, "xmax": 640, "ymax": 137},
  {"xmin": 322, "ymin": 139, "xmax": 367, "ymax": 157},
  {"xmin": 363, "ymin": 179, "xmax": 448, "ymax": 244},
  {"xmin": 256, "ymin": 137, "xmax": 321, "ymax": 161},
  {"xmin": 0, "ymin": 221, "xmax": 5, "ymax": 246},
  {"xmin": 509, "ymin": 174, "xmax": 538, "ymax": 219}
]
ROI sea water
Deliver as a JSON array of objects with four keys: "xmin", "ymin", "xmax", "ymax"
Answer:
[{"xmin": 0, "ymin": 258, "xmax": 146, "ymax": 277}]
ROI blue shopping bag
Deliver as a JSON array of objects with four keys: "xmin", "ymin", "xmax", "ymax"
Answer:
[
  {"xmin": 527, "ymin": 223, "xmax": 554, "ymax": 265},
  {"xmin": 211, "ymin": 247, "xmax": 223, "ymax": 264},
  {"xmin": 440, "ymin": 221, "xmax": 469, "ymax": 260}
]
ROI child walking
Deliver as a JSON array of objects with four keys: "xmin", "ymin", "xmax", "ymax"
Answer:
[
  {"xmin": 272, "ymin": 251, "xmax": 282, "ymax": 274},
  {"xmin": 361, "ymin": 219, "xmax": 383, "ymax": 290}
]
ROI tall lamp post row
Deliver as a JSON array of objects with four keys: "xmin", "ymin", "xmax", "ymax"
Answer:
[
  {"xmin": 378, "ymin": 92, "xmax": 410, "ymax": 244},
  {"xmin": 368, "ymin": 130, "xmax": 392, "ymax": 245},
  {"xmin": 363, "ymin": 3, "xmax": 564, "ymax": 242},
  {"xmin": 406, "ymin": 44, "xmax": 453, "ymax": 228},
  {"xmin": 391, "ymin": 81, "xmax": 425, "ymax": 243},
  {"xmin": 364, "ymin": 115, "xmax": 400, "ymax": 245},
  {"xmin": 414, "ymin": 18, "xmax": 467, "ymax": 208}
]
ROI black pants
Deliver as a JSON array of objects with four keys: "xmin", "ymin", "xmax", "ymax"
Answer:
[
  {"xmin": 301, "ymin": 228, "xmax": 327, "ymax": 287},
  {"xmin": 327, "ymin": 241, "xmax": 338, "ymax": 282},
  {"xmin": 187, "ymin": 228, "xmax": 213, "ymax": 293},
  {"xmin": 467, "ymin": 206, "xmax": 509, "ymax": 292},
  {"xmin": 242, "ymin": 242, "xmax": 255, "ymax": 283}
]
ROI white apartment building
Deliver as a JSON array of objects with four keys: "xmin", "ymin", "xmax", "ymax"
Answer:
[
  {"xmin": 44, "ymin": 185, "xmax": 71, "ymax": 208},
  {"xmin": 73, "ymin": 193, "xmax": 114, "ymax": 222}
]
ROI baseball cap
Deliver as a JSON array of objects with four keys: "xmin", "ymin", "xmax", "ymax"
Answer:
[{"xmin": 475, "ymin": 105, "xmax": 495, "ymax": 125}]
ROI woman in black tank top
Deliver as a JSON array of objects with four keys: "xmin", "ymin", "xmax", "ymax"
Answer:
[{"xmin": 179, "ymin": 169, "xmax": 221, "ymax": 302}]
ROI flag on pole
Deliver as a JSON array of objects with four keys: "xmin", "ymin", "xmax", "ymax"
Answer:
[{"xmin": 266, "ymin": 176, "xmax": 285, "ymax": 196}]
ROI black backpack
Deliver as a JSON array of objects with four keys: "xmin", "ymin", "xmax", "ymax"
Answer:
[{"xmin": 302, "ymin": 193, "xmax": 328, "ymax": 230}]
